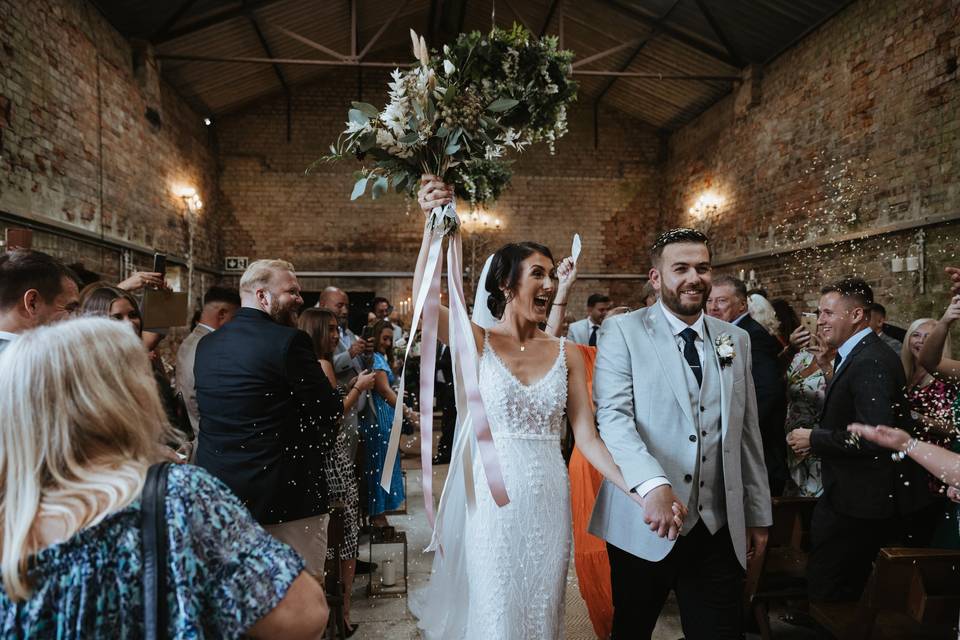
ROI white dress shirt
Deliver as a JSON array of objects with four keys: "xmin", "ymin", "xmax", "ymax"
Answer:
[
  {"xmin": 835, "ymin": 327, "xmax": 873, "ymax": 374},
  {"xmin": 632, "ymin": 303, "xmax": 707, "ymax": 497}
]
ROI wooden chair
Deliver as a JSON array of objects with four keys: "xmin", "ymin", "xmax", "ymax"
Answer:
[
  {"xmin": 324, "ymin": 502, "xmax": 347, "ymax": 640},
  {"xmin": 744, "ymin": 496, "xmax": 817, "ymax": 639},
  {"xmin": 809, "ymin": 547, "xmax": 960, "ymax": 639}
]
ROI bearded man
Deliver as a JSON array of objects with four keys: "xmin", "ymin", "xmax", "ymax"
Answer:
[{"xmin": 195, "ymin": 259, "xmax": 342, "ymax": 578}]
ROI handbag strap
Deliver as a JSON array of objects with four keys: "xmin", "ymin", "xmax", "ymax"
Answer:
[{"xmin": 141, "ymin": 462, "xmax": 171, "ymax": 640}]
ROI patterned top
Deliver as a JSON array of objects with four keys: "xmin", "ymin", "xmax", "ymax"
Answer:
[{"xmin": 0, "ymin": 464, "xmax": 303, "ymax": 639}]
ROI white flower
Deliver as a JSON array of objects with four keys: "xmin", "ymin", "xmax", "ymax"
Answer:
[
  {"xmin": 443, "ymin": 59, "xmax": 456, "ymax": 76},
  {"xmin": 375, "ymin": 128, "xmax": 396, "ymax": 147},
  {"xmin": 715, "ymin": 334, "xmax": 735, "ymax": 367},
  {"xmin": 345, "ymin": 120, "xmax": 368, "ymax": 134}
]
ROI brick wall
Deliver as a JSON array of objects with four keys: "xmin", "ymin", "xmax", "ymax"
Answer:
[
  {"xmin": 215, "ymin": 66, "xmax": 663, "ymax": 313},
  {"xmin": 0, "ymin": 0, "xmax": 223, "ymax": 276},
  {"xmin": 659, "ymin": 0, "xmax": 960, "ymax": 327}
]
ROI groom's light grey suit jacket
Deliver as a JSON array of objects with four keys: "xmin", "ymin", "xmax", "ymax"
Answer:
[{"xmin": 588, "ymin": 302, "xmax": 772, "ymax": 569}]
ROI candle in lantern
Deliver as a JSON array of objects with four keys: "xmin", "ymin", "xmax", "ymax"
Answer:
[
  {"xmin": 382, "ymin": 558, "xmax": 397, "ymax": 587},
  {"xmin": 739, "ymin": 269, "xmax": 745, "ymax": 281},
  {"xmin": 749, "ymin": 269, "xmax": 756, "ymax": 281}
]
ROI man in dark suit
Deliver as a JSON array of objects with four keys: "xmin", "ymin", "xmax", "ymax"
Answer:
[
  {"xmin": 0, "ymin": 250, "xmax": 80, "ymax": 354},
  {"xmin": 787, "ymin": 277, "xmax": 933, "ymax": 601},
  {"xmin": 432, "ymin": 341, "xmax": 457, "ymax": 464},
  {"xmin": 707, "ymin": 275, "xmax": 788, "ymax": 495},
  {"xmin": 195, "ymin": 259, "xmax": 342, "ymax": 578}
]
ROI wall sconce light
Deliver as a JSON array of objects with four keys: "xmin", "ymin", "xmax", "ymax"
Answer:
[
  {"xmin": 176, "ymin": 186, "xmax": 203, "ymax": 212},
  {"xmin": 688, "ymin": 192, "xmax": 723, "ymax": 219}
]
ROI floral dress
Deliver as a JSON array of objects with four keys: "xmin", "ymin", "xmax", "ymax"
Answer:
[
  {"xmin": 783, "ymin": 350, "xmax": 826, "ymax": 497},
  {"xmin": 0, "ymin": 464, "xmax": 303, "ymax": 638}
]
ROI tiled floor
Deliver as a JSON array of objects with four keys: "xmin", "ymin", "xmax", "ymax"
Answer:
[{"xmin": 348, "ymin": 434, "xmax": 818, "ymax": 639}]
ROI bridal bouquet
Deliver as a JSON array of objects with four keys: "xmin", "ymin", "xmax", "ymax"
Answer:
[{"xmin": 319, "ymin": 24, "xmax": 577, "ymax": 211}]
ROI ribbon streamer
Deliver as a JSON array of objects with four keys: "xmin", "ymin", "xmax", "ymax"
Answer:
[{"xmin": 380, "ymin": 200, "xmax": 509, "ymax": 532}]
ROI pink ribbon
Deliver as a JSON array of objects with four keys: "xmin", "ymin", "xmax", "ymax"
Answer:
[
  {"xmin": 379, "ymin": 204, "xmax": 509, "ymax": 532},
  {"xmin": 446, "ymin": 233, "xmax": 509, "ymax": 506}
]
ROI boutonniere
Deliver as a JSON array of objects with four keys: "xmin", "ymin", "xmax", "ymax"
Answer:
[{"xmin": 715, "ymin": 334, "xmax": 735, "ymax": 368}]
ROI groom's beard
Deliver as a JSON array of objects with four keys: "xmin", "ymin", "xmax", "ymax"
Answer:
[{"xmin": 660, "ymin": 281, "xmax": 709, "ymax": 318}]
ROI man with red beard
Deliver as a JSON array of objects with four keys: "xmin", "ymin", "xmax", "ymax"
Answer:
[
  {"xmin": 590, "ymin": 228, "xmax": 771, "ymax": 640},
  {"xmin": 195, "ymin": 259, "xmax": 342, "ymax": 581}
]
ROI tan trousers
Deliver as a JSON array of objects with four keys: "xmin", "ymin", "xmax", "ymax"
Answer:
[{"xmin": 264, "ymin": 514, "xmax": 330, "ymax": 578}]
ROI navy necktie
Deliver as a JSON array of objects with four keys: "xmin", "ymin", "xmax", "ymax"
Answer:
[
  {"xmin": 680, "ymin": 327, "xmax": 702, "ymax": 387},
  {"xmin": 589, "ymin": 324, "xmax": 599, "ymax": 347},
  {"xmin": 833, "ymin": 353, "xmax": 843, "ymax": 373}
]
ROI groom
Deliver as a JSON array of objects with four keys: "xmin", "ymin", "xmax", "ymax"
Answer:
[{"xmin": 589, "ymin": 228, "xmax": 772, "ymax": 639}]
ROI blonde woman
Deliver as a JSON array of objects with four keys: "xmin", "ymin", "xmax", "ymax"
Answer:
[
  {"xmin": 901, "ymin": 318, "xmax": 956, "ymax": 440},
  {"xmin": 0, "ymin": 318, "xmax": 328, "ymax": 637}
]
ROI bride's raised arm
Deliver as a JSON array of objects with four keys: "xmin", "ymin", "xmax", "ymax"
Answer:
[{"xmin": 415, "ymin": 174, "xmax": 486, "ymax": 353}]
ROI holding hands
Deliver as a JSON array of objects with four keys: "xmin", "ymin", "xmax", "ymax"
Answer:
[{"xmin": 639, "ymin": 485, "xmax": 688, "ymax": 541}]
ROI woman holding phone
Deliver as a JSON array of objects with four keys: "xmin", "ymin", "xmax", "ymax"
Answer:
[{"xmin": 782, "ymin": 313, "xmax": 836, "ymax": 496}]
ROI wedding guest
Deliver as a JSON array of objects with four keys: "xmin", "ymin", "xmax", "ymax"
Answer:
[
  {"xmin": 372, "ymin": 296, "xmax": 405, "ymax": 345},
  {"xmin": 298, "ymin": 308, "xmax": 376, "ymax": 636},
  {"xmin": 771, "ymin": 298, "xmax": 801, "ymax": 365},
  {"xmin": 0, "ymin": 249, "xmax": 80, "ymax": 353},
  {"xmin": 0, "ymin": 318, "xmax": 329, "ymax": 637},
  {"xmin": 869, "ymin": 303, "xmax": 903, "ymax": 353},
  {"xmin": 360, "ymin": 319, "xmax": 416, "ymax": 527},
  {"xmin": 432, "ymin": 341, "xmax": 457, "ymax": 465},
  {"xmin": 567, "ymin": 293, "xmax": 611, "ymax": 346},
  {"xmin": 176, "ymin": 286, "xmax": 240, "ymax": 442},
  {"xmin": 194, "ymin": 259, "xmax": 342, "ymax": 578},
  {"xmin": 917, "ymin": 295, "xmax": 960, "ymax": 548},
  {"xmin": 80, "ymin": 285, "xmax": 190, "ymax": 439},
  {"xmin": 786, "ymin": 278, "xmax": 934, "ymax": 602},
  {"xmin": 708, "ymin": 274, "xmax": 789, "ymax": 495},
  {"xmin": 782, "ymin": 325, "xmax": 835, "ymax": 497},
  {"xmin": 902, "ymin": 318, "xmax": 956, "ymax": 442},
  {"xmin": 318, "ymin": 286, "xmax": 371, "ymax": 460}
]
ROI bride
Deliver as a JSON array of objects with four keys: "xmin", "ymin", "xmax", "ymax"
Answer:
[{"xmin": 410, "ymin": 175, "xmax": 685, "ymax": 639}]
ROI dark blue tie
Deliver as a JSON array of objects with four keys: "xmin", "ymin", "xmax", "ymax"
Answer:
[
  {"xmin": 833, "ymin": 353, "xmax": 843, "ymax": 373},
  {"xmin": 589, "ymin": 325, "xmax": 599, "ymax": 347},
  {"xmin": 680, "ymin": 327, "xmax": 702, "ymax": 387}
]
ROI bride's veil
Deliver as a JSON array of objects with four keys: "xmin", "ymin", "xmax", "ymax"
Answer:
[{"xmin": 409, "ymin": 254, "xmax": 496, "ymax": 639}]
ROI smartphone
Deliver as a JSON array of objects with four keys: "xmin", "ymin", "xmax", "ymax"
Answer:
[
  {"xmin": 153, "ymin": 252, "xmax": 167, "ymax": 277},
  {"xmin": 800, "ymin": 311, "xmax": 819, "ymax": 347},
  {"xmin": 360, "ymin": 325, "xmax": 375, "ymax": 368}
]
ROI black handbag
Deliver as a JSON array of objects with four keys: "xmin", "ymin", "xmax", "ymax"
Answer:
[{"xmin": 141, "ymin": 462, "xmax": 172, "ymax": 640}]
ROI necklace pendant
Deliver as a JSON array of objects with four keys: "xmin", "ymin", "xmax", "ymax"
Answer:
[{"xmin": 520, "ymin": 345, "xmax": 525, "ymax": 352}]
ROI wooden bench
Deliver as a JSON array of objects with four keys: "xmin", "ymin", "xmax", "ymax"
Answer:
[
  {"xmin": 744, "ymin": 496, "xmax": 817, "ymax": 639},
  {"xmin": 809, "ymin": 547, "xmax": 960, "ymax": 639}
]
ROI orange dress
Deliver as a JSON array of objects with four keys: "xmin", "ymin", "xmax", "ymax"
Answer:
[{"xmin": 570, "ymin": 344, "xmax": 613, "ymax": 639}]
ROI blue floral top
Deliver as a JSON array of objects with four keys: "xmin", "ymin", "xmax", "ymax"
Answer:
[{"xmin": 0, "ymin": 464, "xmax": 304, "ymax": 638}]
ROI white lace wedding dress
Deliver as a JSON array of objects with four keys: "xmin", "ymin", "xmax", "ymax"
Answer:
[{"xmin": 413, "ymin": 334, "xmax": 571, "ymax": 639}]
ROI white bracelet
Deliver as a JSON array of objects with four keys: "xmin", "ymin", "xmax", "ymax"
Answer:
[{"xmin": 891, "ymin": 438, "xmax": 919, "ymax": 462}]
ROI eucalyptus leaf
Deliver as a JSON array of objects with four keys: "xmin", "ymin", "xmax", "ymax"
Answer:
[
  {"xmin": 487, "ymin": 98, "xmax": 519, "ymax": 112},
  {"xmin": 348, "ymin": 109, "xmax": 368, "ymax": 125},
  {"xmin": 351, "ymin": 178, "xmax": 368, "ymax": 201},
  {"xmin": 371, "ymin": 176, "xmax": 388, "ymax": 199},
  {"xmin": 437, "ymin": 125, "xmax": 450, "ymax": 138},
  {"xmin": 399, "ymin": 131, "xmax": 420, "ymax": 144},
  {"xmin": 445, "ymin": 142, "xmax": 461, "ymax": 155},
  {"xmin": 351, "ymin": 101, "xmax": 380, "ymax": 118}
]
